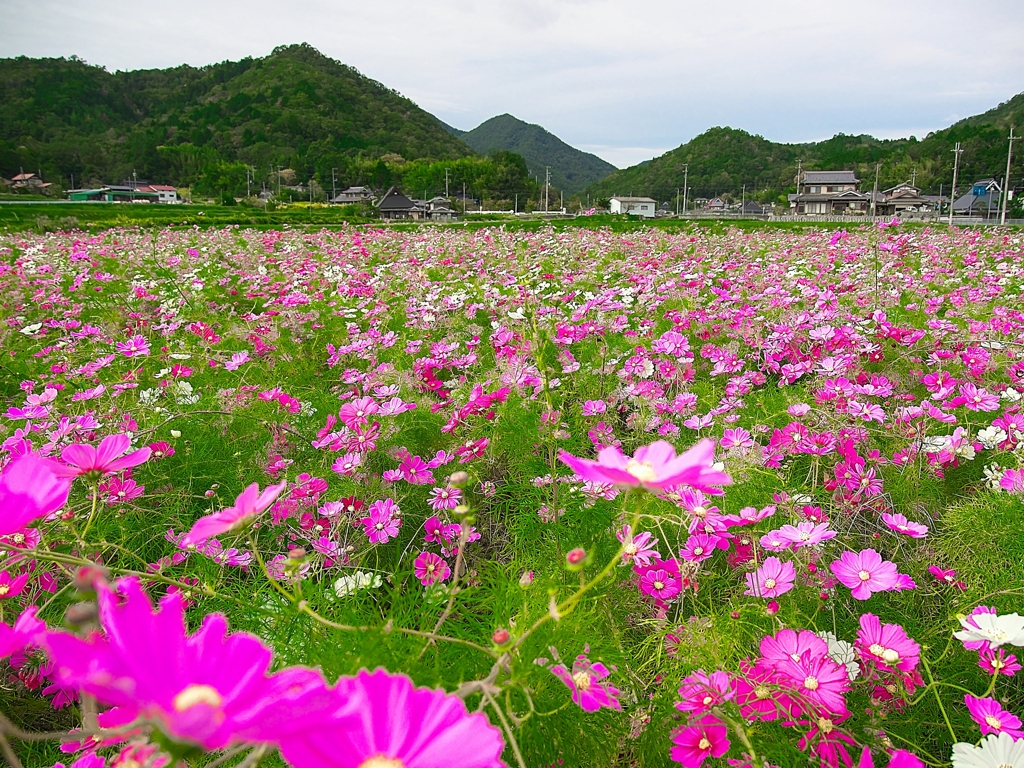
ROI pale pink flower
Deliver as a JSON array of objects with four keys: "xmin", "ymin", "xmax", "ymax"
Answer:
[
  {"xmin": 560, "ymin": 439, "xmax": 730, "ymax": 494},
  {"xmin": 182, "ymin": 480, "xmax": 288, "ymax": 546},
  {"xmin": 829, "ymin": 549, "xmax": 902, "ymax": 600},
  {"xmin": 617, "ymin": 524, "xmax": 659, "ymax": 567},
  {"xmin": 56, "ymin": 434, "xmax": 151, "ymax": 478},
  {"xmin": 0, "ymin": 451, "xmax": 71, "ymax": 535},
  {"xmin": 881, "ymin": 512, "xmax": 928, "ymax": 538}
]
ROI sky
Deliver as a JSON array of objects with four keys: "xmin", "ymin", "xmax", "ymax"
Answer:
[{"xmin": 3, "ymin": 0, "xmax": 1023, "ymax": 169}]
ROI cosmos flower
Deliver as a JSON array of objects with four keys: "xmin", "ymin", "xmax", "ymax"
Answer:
[
  {"xmin": 744, "ymin": 557, "xmax": 796, "ymax": 599},
  {"xmin": 829, "ymin": 549, "xmax": 903, "ymax": 600},
  {"xmin": 0, "ymin": 571, "xmax": 30, "ymax": 600},
  {"xmin": 617, "ymin": 524, "xmax": 659, "ymax": 567},
  {"xmin": 670, "ymin": 716, "xmax": 730, "ymax": 767},
  {"xmin": 855, "ymin": 614, "xmax": 920, "ymax": 674},
  {"xmin": 880, "ymin": 512, "xmax": 928, "ymax": 538},
  {"xmin": 640, "ymin": 568, "xmax": 681, "ymax": 601},
  {"xmin": 43, "ymin": 577, "xmax": 323, "ymax": 750},
  {"xmin": 775, "ymin": 521, "xmax": 836, "ymax": 549},
  {"xmin": 964, "ymin": 695, "xmax": 1024, "ymax": 739},
  {"xmin": 558, "ymin": 439, "xmax": 731, "ymax": 494},
  {"xmin": 56, "ymin": 434, "xmax": 151, "ymax": 479},
  {"xmin": 359, "ymin": 498, "xmax": 401, "ymax": 544},
  {"xmin": 414, "ymin": 551, "xmax": 451, "ymax": 586},
  {"xmin": 855, "ymin": 747, "xmax": 925, "ymax": 768},
  {"xmin": 181, "ymin": 480, "xmax": 287, "ymax": 546},
  {"xmin": 0, "ymin": 607, "xmax": 43, "ymax": 660},
  {"xmin": 955, "ymin": 611, "xmax": 1024, "ymax": 650},
  {"xmin": 951, "ymin": 731, "xmax": 1024, "ymax": 768},
  {"xmin": 676, "ymin": 670, "xmax": 734, "ymax": 714},
  {"xmin": 0, "ymin": 451, "xmax": 71, "ymax": 535},
  {"xmin": 550, "ymin": 652, "xmax": 621, "ymax": 712}
]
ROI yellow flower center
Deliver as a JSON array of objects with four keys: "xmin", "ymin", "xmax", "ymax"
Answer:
[
  {"xmin": 881, "ymin": 648, "xmax": 900, "ymax": 664},
  {"xmin": 858, "ymin": 570, "xmax": 871, "ymax": 581},
  {"xmin": 173, "ymin": 684, "xmax": 223, "ymax": 712},
  {"xmin": 702, "ymin": 695, "xmax": 713, "ymax": 705},
  {"xmin": 986, "ymin": 715, "xmax": 1002, "ymax": 730},
  {"xmin": 625, "ymin": 459, "xmax": 658, "ymax": 483},
  {"xmin": 359, "ymin": 757, "xmax": 406, "ymax": 768},
  {"xmin": 572, "ymin": 671, "xmax": 593, "ymax": 691},
  {"xmin": 817, "ymin": 717, "xmax": 834, "ymax": 734},
  {"xmin": 693, "ymin": 546, "xmax": 704, "ymax": 556},
  {"xmin": 0, "ymin": 585, "xmax": 9, "ymax": 596},
  {"xmin": 803, "ymin": 676, "xmax": 819, "ymax": 691},
  {"xmin": 698, "ymin": 737, "xmax": 711, "ymax": 750},
  {"xmin": 754, "ymin": 685, "xmax": 771, "ymax": 699},
  {"xmin": 763, "ymin": 578, "xmax": 776, "ymax": 589},
  {"xmin": 869, "ymin": 643, "xmax": 885, "ymax": 657},
  {"xmin": 653, "ymin": 580, "xmax": 665, "ymax": 591}
]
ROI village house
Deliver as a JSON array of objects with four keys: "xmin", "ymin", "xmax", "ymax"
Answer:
[
  {"xmin": 951, "ymin": 178, "xmax": 1002, "ymax": 217},
  {"xmin": 609, "ymin": 196, "xmax": 657, "ymax": 218},
  {"xmin": 331, "ymin": 186, "xmax": 375, "ymax": 204},
  {"xmin": 9, "ymin": 172, "xmax": 53, "ymax": 193},
  {"xmin": 875, "ymin": 183, "xmax": 934, "ymax": 216},
  {"xmin": 790, "ymin": 170, "xmax": 869, "ymax": 215}
]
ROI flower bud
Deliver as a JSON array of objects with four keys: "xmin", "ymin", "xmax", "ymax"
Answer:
[
  {"xmin": 730, "ymin": 611, "xmax": 741, "ymax": 619},
  {"xmin": 492, "ymin": 628, "xmax": 511, "ymax": 646},
  {"xmin": 766, "ymin": 600, "xmax": 780, "ymax": 616},
  {"xmin": 288, "ymin": 547, "xmax": 306, "ymax": 560},
  {"xmin": 73, "ymin": 565, "xmax": 110, "ymax": 593},
  {"xmin": 448, "ymin": 471, "xmax": 470, "ymax": 487},
  {"xmin": 65, "ymin": 601, "xmax": 99, "ymax": 628},
  {"xmin": 565, "ymin": 548, "xmax": 587, "ymax": 570},
  {"xmin": 518, "ymin": 570, "xmax": 534, "ymax": 588},
  {"xmin": 170, "ymin": 429, "xmax": 182, "ymax": 438}
]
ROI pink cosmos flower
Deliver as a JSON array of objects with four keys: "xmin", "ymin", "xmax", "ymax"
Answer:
[
  {"xmin": 979, "ymin": 649, "xmax": 1021, "ymax": 677},
  {"xmin": 558, "ymin": 439, "xmax": 731, "ymax": 494},
  {"xmin": 640, "ymin": 567, "xmax": 681, "ymax": 600},
  {"xmin": 224, "ymin": 351, "xmax": 249, "ymax": 371},
  {"xmin": 670, "ymin": 716, "xmax": 730, "ymax": 767},
  {"xmin": 581, "ymin": 399, "xmax": 607, "ymax": 416},
  {"xmin": 115, "ymin": 334, "xmax": 150, "ymax": 357},
  {"xmin": 399, "ymin": 455, "xmax": 435, "ymax": 485},
  {"xmin": 881, "ymin": 513, "xmax": 928, "ymax": 538},
  {"xmin": 744, "ymin": 557, "xmax": 796, "ymax": 599},
  {"xmin": 56, "ymin": 434, "xmax": 151, "ymax": 478},
  {"xmin": 43, "ymin": 577, "xmax": 322, "ymax": 750},
  {"xmin": 276, "ymin": 668, "xmax": 505, "ymax": 768},
  {"xmin": 829, "ymin": 549, "xmax": 902, "ymax": 600},
  {"xmin": 855, "ymin": 614, "xmax": 920, "ymax": 674},
  {"xmin": 331, "ymin": 452, "xmax": 363, "ymax": 476},
  {"xmin": 964, "ymin": 694, "xmax": 1024, "ymax": 739},
  {"xmin": 679, "ymin": 533, "xmax": 719, "ymax": 563},
  {"xmin": 775, "ymin": 521, "xmax": 836, "ymax": 549},
  {"xmin": 550, "ymin": 653, "xmax": 621, "ymax": 712},
  {"xmin": 0, "ymin": 571, "xmax": 30, "ymax": 599},
  {"xmin": 414, "ymin": 551, "xmax": 451, "ymax": 586},
  {"xmin": 856, "ymin": 747, "xmax": 924, "ymax": 768},
  {"xmin": 0, "ymin": 451, "xmax": 71, "ymax": 535},
  {"xmin": 760, "ymin": 629, "xmax": 829, "ymax": 668},
  {"xmin": 617, "ymin": 524, "xmax": 659, "ymax": 567},
  {"xmin": 428, "ymin": 486, "xmax": 462, "ymax": 511},
  {"xmin": 338, "ymin": 396, "xmax": 379, "ymax": 429},
  {"xmin": 999, "ymin": 468, "xmax": 1024, "ymax": 494},
  {"xmin": 359, "ymin": 498, "xmax": 400, "ymax": 544},
  {"xmin": 0, "ymin": 607, "xmax": 43, "ymax": 660},
  {"xmin": 928, "ymin": 565, "xmax": 966, "ymax": 589},
  {"xmin": 773, "ymin": 651, "xmax": 850, "ymax": 717},
  {"xmin": 676, "ymin": 670, "xmax": 734, "ymax": 714},
  {"xmin": 181, "ymin": 480, "xmax": 288, "ymax": 546}
]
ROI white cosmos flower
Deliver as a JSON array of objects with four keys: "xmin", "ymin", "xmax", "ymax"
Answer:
[
  {"xmin": 816, "ymin": 631, "xmax": 860, "ymax": 680},
  {"xmin": 951, "ymin": 731, "xmax": 1024, "ymax": 767},
  {"xmin": 954, "ymin": 612, "xmax": 1024, "ymax": 649},
  {"xmin": 334, "ymin": 571, "xmax": 382, "ymax": 598}
]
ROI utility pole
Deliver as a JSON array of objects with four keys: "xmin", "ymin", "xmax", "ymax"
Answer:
[
  {"xmin": 514, "ymin": 193, "xmax": 518, "ymax": 214},
  {"xmin": 682, "ymin": 164, "xmax": 689, "ymax": 216},
  {"xmin": 462, "ymin": 181, "xmax": 466, "ymax": 214},
  {"xmin": 445, "ymin": 168, "xmax": 450, "ymax": 198},
  {"xmin": 246, "ymin": 167, "xmax": 252, "ymax": 198},
  {"xmin": 871, "ymin": 163, "xmax": 880, "ymax": 219},
  {"xmin": 949, "ymin": 142, "xmax": 963, "ymax": 226},
  {"xmin": 1001, "ymin": 126, "xmax": 1016, "ymax": 225},
  {"xmin": 544, "ymin": 167, "xmax": 550, "ymax": 212},
  {"xmin": 911, "ymin": 165, "xmax": 917, "ymax": 188},
  {"xmin": 276, "ymin": 165, "xmax": 282, "ymax": 198},
  {"xmin": 676, "ymin": 187, "xmax": 680, "ymax": 216},
  {"xmin": 332, "ymin": 168, "xmax": 337, "ymax": 203},
  {"xmin": 742, "ymin": 184, "xmax": 746, "ymax": 216},
  {"xmin": 560, "ymin": 190, "xmax": 563, "ymax": 212}
]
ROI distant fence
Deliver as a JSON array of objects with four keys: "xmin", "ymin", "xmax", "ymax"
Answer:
[{"xmin": 671, "ymin": 212, "xmax": 1024, "ymax": 226}]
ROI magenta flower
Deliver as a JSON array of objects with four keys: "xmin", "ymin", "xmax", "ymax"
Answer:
[
  {"xmin": 56, "ymin": 434, "xmax": 151, "ymax": 478},
  {"xmin": 999, "ymin": 468, "xmax": 1024, "ymax": 493},
  {"xmin": 639, "ymin": 567, "xmax": 681, "ymax": 601},
  {"xmin": 928, "ymin": 565, "xmax": 966, "ymax": 589},
  {"xmin": 338, "ymin": 396, "xmax": 379, "ymax": 429},
  {"xmin": 676, "ymin": 670, "xmax": 734, "ymax": 714},
  {"xmin": 414, "ymin": 551, "xmax": 451, "ymax": 586},
  {"xmin": 276, "ymin": 668, "xmax": 505, "ymax": 768},
  {"xmin": 550, "ymin": 653, "xmax": 621, "ymax": 712},
  {"xmin": 829, "ymin": 549, "xmax": 902, "ymax": 600},
  {"xmin": 399, "ymin": 454, "xmax": 435, "ymax": 485},
  {"xmin": 0, "ymin": 607, "xmax": 43, "ymax": 660},
  {"xmin": 881, "ymin": 512, "xmax": 928, "ymax": 538},
  {"xmin": 181, "ymin": 480, "xmax": 288, "ymax": 546},
  {"xmin": 773, "ymin": 651, "xmax": 850, "ymax": 717},
  {"xmin": 617, "ymin": 524, "xmax": 659, "ymax": 567},
  {"xmin": 0, "ymin": 571, "xmax": 30, "ymax": 599},
  {"xmin": 760, "ymin": 629, "xmax": 829, "ymax": 668},
  {"xmin": 856, "ymin": 747, "xmax": 924, "ymax": 768},
  {"xmin": 0, "ymin": 451, "xmax": 71, "ymax": 535},
  {"xmin": 979, "ymin": 649, "xmax": 1021, "ymax": 677},
  {"xmin": 359, "ymin": 498, "xmax": 401, "ymax": 544},
  {"xmin": 679, "ymin": 533, "xmax": 718, "ymax": 563},
  {"xmin": 744, "ymin": 557, "xmax": 796, "ymax": 599},
  {"xmin": 670, "ymin": 716, "xmax": 730, "ymax": 767},
  {"xmin": 115, "ymin": 334, "xmax": 150, "ymax": 357},
  {"xmin": 428, "ymin": 485, "xmax": 462, "ymax": 511},
  {"xmin": 558, "ymin": 439, "xmax": 731, "ymax": 494},
  {"xmin": 855, "ymin": 613, "xmax": 920, "ymax": 673},
  {"xmin": 43, "ymin": 577, "xmax": 319, "ymax": 750},
  {"xmin": 964, "ymin": 694, "xmax": 1024, "ymax": 739}
]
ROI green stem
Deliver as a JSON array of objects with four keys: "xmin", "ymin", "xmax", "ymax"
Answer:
[
  {"xmin": 79, "ymin": 483, "xmax": 100, "ymax": 540},
  {"xmin": 921, "ymin": 654, "xmax": 958, "ymax": 744}
]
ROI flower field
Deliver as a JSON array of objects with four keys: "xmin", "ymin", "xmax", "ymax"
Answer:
[{"xmin": 1, "ymin": 221, "xmax": 1023, "ymax": 768}]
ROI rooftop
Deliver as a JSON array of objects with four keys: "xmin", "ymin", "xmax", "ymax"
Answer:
[{"xmin": 803, "ymin": 171, "xmax": 859, "ymax": 184}]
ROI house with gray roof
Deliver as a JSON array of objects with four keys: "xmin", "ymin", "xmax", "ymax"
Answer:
[
  {"xmin": 951, "ymin": 179, "xmax": 1001, "ymax": 217},
  {"xmin": 790, "ymin": 170, "xmax": 870, "ymax": 215}
]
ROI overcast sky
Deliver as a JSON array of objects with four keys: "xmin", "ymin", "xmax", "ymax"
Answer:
[{"xmin": 3, "ymin": 0, "xmax": 1023, "ymax": 168}]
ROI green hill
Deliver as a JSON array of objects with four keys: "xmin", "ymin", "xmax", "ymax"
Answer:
[
  {"xmin": 459, "ymin": 114, "xmax": 616, "ymax": 196},
  {"xmin": 0, "ymin": 44, "xmax": 474, "ymax": 194},
  {"xmin": 583, "ymin": 95, "xmax": 1023, "ymax": 206}
]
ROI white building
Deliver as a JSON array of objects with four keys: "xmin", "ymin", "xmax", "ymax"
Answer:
[{"xmin": 609, "ymin": 196, "xmax": 657, "ymax": 218}]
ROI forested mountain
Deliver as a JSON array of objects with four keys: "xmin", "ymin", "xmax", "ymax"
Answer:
[
  {"xmin": 459, "ymin": 114, "xmax": 616, "ymax": 195},
  {"xmin": 0, "ymin": 44, "xmax": 479, "ymax": 196},
  {"xmin": 583, "ymin": 94, "xmax": 1024, "ymax": 206}
]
